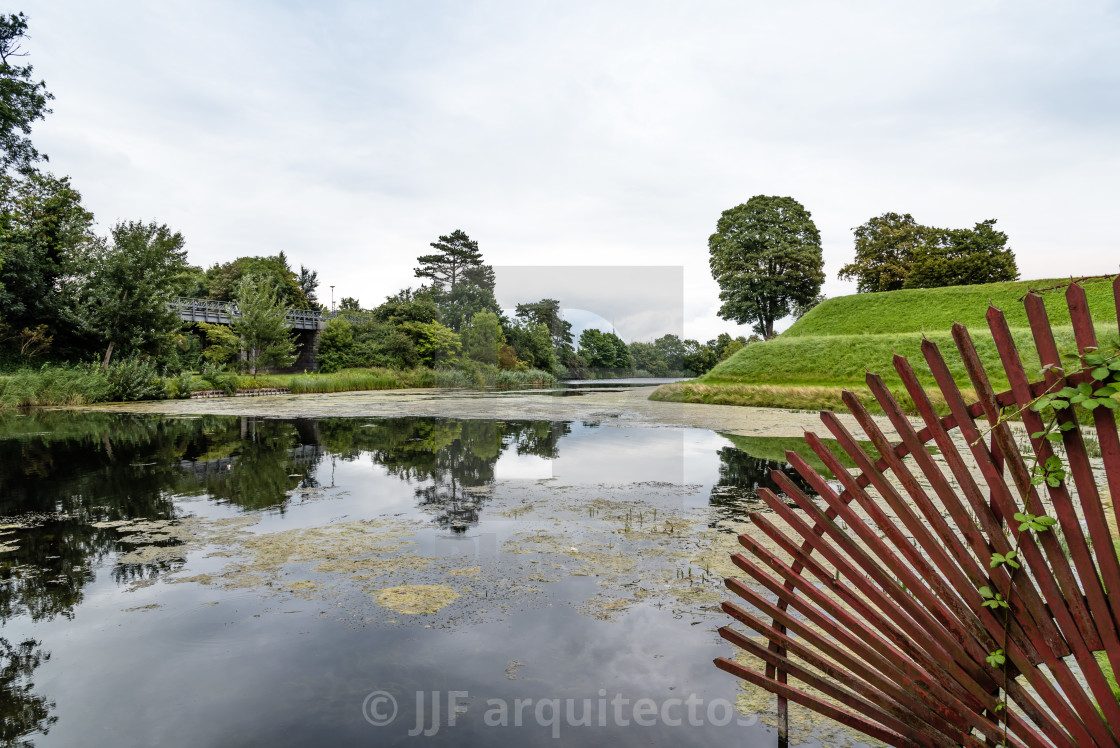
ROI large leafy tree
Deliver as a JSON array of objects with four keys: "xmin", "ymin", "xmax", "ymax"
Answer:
[
  {"xmin": 903, "ymin": 219, "xmax": 1018, "ymax": 288},
  {"xmin": 0, "ymin": 13, "xmax": 52, "ymax": 174},
  {"xmin": 77, "ymin": 221, "xmax": 189, "ymax": 370},
  {"xmin": 0, "ymin": 172, "xmax": 94, "ymax": 348},
  {"xmin": 708, "ymin": 196, "xmax": 825, "ymax": 339},
  {"xmin": 231, "ymin": 274, "xmax": 297, "ymax": 375},
  {"xmin": 204, "ymin": 252, "xmax": 309, "ymax": 308},
  {"xmin": 837, "ymin": 212, "xmax": 929, "ymax": 293},
  {"xmin": 839, "ymin": 213, "xmax": 1018, "ymax": 292}
]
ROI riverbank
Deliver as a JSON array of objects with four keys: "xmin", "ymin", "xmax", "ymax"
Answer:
[{"xmin": 0, "ymin": 365, "xmax": 557, "ymax": 410}]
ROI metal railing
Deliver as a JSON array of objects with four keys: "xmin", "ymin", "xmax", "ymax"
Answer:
[{"xmin": 171, "ymin": 297, "xmax": 375, "ymax": 331}]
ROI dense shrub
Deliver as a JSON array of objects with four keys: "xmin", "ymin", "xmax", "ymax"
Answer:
[{"xmin": 105, "ymin": 356, "xmax": 167, "ymax": 401}]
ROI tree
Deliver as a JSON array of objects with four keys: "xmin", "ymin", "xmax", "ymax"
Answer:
[
  {"xmin": 231, "ymin": 274, "xmax": 297, "ymax": 375},
  {"xmin": 204, "ymin": 253, "xmax": 309, "ymax": 308},
  {"xmin": 682, "ymin": 339, "xmax": 718, "ymax": 375},
  {"xmin": 77, "ymin": 221, "xmax": 189, "ymax": 370},
  {"xmin": 578, "ymin": 328, "xmax": 628, "ymax": 370},
  {"xmin": 837, "ymin": 213, "xmax": 929, "ymax": 293},
  {"xmin": 628, "ymin": 341, "xmax": 668, "ymax": 376},
  {"xmin": 414, "ymin": 230, "xmax": 485, "ymax": 292},
  {"xmin": 0, "ymin": 172, "xmax": 94, "ymax": 349},
  {"xmin": 338, "ymin": 296, "xmax": 362, "ymax": 312},
  {"xmin": 903, "ymin": 219, "xmax": 1018, "ymax": 288},
  {"xmin": 315, "ymin": 317, "xmax": 354, "ymax": 373},
  {"xmin": 0, "ymin": 13, "xmax": 53, "ymax": 174},
  {"xmin": 653, "ymin": 334, "xmax": 687, "ymax": 372},
  {"xmin": 197, "ymin": 322, "xmax": 240, "ymax": 366},
  {"xmin": 839, "ymin": 213, "xmax": 1018, "ymax": 292},
  {"xmin": 374, "ymin": 288, "xmax": 440, "ymax": 326},
  {"xmin": 708, "ymin": 196, "xmax": 825, "ymax": 338},
  {"xmin": 506, "ymin": 321, "xmax": 554, "ymax": 370},
  {"xmin": 515, "ymin": 299, "xmax": 573, "ymax": 359},
  {"xmin": 461, "ymin": 310, "xmax": 503, "ymax": 365},
  {"xmin": 398, "ymin": 320, "xmax": 461, "ymax": 367},
  {"xmin": 297, "ymin": 265, "xmax": 319, "ymax": 307}
]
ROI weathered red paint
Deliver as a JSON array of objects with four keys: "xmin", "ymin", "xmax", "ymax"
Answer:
[{"xmin": 716, "ymin": 279, "xmax": 1120, "ymax": 747}]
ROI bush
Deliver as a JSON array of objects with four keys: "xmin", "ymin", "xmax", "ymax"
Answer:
[
  {"xmin": 105, "ymin": 356, "xmax": 167, "ymax": 401},
  {"xmin": 201, "ymin": 363, "xmax": 238, "ymax": 395},
  {"xmin": 163, "ymin": 370, "xmax": 198, "ymax": 399}
]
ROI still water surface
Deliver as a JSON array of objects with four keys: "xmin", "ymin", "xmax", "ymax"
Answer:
[{"xmin": 0, "ymin": 409, "xmax": 842, "ymax": 747}]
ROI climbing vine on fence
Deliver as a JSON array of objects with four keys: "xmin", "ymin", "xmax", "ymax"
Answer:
[{"xmin": 973, "ymin": 342, "xmax": 1120, "ymax": 744}]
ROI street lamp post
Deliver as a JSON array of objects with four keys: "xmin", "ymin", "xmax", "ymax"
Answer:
[{"xmin": 330, "ymin": 285, "xmax": 335, "ymax": 312}]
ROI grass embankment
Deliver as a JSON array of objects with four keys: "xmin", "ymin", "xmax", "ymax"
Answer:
[
  {"xmin": 652, "ymin": 277, "xmax": 1118, "ymax": 413},
  {"xmin": 0, "ymin": 365, "xmax": 556, "ymax": 410}
]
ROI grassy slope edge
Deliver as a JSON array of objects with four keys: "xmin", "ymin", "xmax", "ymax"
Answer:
[{"xmin": 651, "ymin": 277, "xmax": 1118, "ymax": 413}]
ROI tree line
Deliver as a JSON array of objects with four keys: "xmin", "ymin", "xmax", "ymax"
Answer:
[{"xmin": 315, "ymin": 230, "xmax": 750, "ymax": 379}]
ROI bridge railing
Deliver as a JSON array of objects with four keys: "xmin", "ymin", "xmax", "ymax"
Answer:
[{"xmin": 171, "ymin": 297, "xmax": 377, "ymax": 330}]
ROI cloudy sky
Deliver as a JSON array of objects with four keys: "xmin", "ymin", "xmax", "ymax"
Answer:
[{"xmin": 22, "ymin": 1, "xmax": 1120, "ymax": 341}]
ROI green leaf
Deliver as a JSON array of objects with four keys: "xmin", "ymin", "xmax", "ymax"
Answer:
[
  {"xmin": 990, "ymin": 554, "xmax": 1005, "ymax": 569},
  {"xmin": 1046, "ymin": 432, "xmax": 1062, "ymax": 442},
  {"xmin": 1092, "ymin": 366, "xmax": 1110, "ymax": 380},
  {"xmin": 978, "ymin": 586, "xmax": 993, "ymax": 599},
  {"xmin": 1035, "ymin": 516, "xmax": 1057, "ymax": 527},
  {"xmin": 1099, "ymin": 398, "xmax": 1119, "ymax": 410}
]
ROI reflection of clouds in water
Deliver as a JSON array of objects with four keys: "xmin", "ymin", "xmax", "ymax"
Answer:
[
  {"xmin": 552, "ymin": 425, "xmax": 685, "ymax": 485},
  {"xmin": 494, "ymin": 452, "xmax": 553, "ymax": 481},
  {"xmin": 682, "ymin": 431, "xmax": 736, "ymax": 506}
]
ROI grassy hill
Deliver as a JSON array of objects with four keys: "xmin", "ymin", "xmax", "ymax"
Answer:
[
  {"xmin": 651, "ymin": 276, "xmax": 1118, "ymax": 413},
  {"xmin": 786, "ymin": 276, "xmax": 1117, "ymax": 338}
]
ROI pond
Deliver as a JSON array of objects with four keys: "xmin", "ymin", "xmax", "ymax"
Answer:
[{"xmin": 0, "ymin": 406, "xmax": 865, "ymax": 747}]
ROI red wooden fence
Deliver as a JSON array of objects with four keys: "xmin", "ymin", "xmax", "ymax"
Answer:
[{"xmin": 716, "ymin": 279, "xmax": 1120, "ymax": 747}]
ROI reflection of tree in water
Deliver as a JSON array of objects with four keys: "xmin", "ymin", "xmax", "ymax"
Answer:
[
  {"xmin": 708, "ymin": 446, "xmax": 820, "ymax": 529},
  {"xmin": 0, "ymin": 637, "xmax": 56, "ymax": 747},
  {"xmin": 192, "ymin": 418, "xmax": 322, "ymax": 511},
  {"xmin": 344, "ymin": 418, "xmax": 568, "ymax": 532}
]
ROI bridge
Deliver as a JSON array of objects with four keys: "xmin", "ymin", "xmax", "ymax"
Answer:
[
  {"xmin": 172, "ymin": 297, "xmax": 337, "ymax": 331},
  {"xmin": 170, "ymin": 298, "xmax": 374, "ymax": 370}
]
